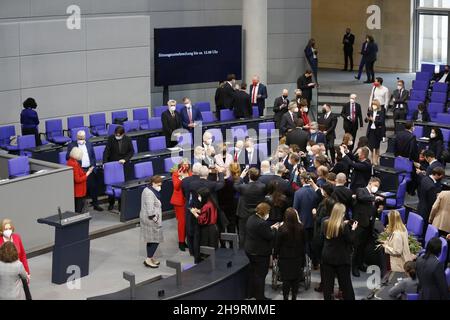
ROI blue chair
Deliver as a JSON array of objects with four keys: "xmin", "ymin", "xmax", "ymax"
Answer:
[
  {"xmin": 201, "ymin": 111, "xmax": 215, "ymax": 123},
  {"xmin": 70, "ymin": 127, "xmax": 92, "ymax": 142},
  {"xmin": 421, "ymin": 63, "xmax": 435, "ymax": 73},
  {"xmin": 195, "ymin": 102, "xmax": 210, "ymax": 112},
  {"xmin": 148, "ymin": 117, "xmax": 163, "ymax": 130},
  {"xmin": 0, "ymin": 125, "xmax": 18, "ymax": 151},
  {"xmin": 107, "ymin": 124, "xmax": 121, "ymax": 136},
  {"xmin": 231, "ymin": 125, "xmax": 248, "ymax": 141},
  {"xmin": 406, "ymin": 293, "xmax": 419, "ymax": 300},
  {"xmin": 409, "ymin": 90, "xmax": 426, "ymax": 102},
  {"xmin": 58, "ymin": 151, "xmax": 67, "ymax": 165},
  {"xmin": 176, "ymin": 104, "xmax": 184, "ymax": 113},
  {"xmin": 406, "ymin": 212, "xmax": 424, "ymax": 240},
  {"xmin": 430, "ymin": 92, "xmax": 447, "ymax": 104},
  {"xmin": 152, "ymin": 106, "xmax": 166, "ymax": 117},
  {"xmin": 424, "ymin": 225, "xmax": 439, "ymax": 247},
  {"xmin": 412, "ymin": 126, "xmax": 423, "ymax": 138},
  {"xmin": 67, "ymin": 116, "xmax": 84, "ymax": 133},
  {"xmin": 445, "ymin": 268, "xmax": 450, "ymax": 286},
  {"xmin": 438, "ymin": 237, "xmax": 448, "ymax": 264},
  {"xmin": 415, "ymin": 71, "xmax": 433, "ymax": 82},
  {"xmin": 385, "ymin": 181, "xmax": 407, "ymax": 209},
  {"xmin": 148, "ymin": 136, "xmax": 166, "ymax": 151},
  {"xmin": 252, "ymin": 106, "xmax": 259, "ymax": 118},
  {"xmin": 17, "ymin": 135, "xmax": 36, "ymax": 157},
  {"xmin": 89, "ymin": 113, "xmax": 108, "ymax": 136},
  {"xmin": 45, "ymin": 119, "xmax": 71, "ymax": 145},
  {"xmin": 94, "ymin": 145, "xmax": 106, "ymax": 164},
  {"xmin": 104, "ymin": 162, "xmax": 125, "ymax": 202},
  {"xmin": 394, "ymin": 156, "xmax": 413, "ymax": 184},
  {"xmin": 258, "ymin": 122, "xmax": 275, "ymax": 136},
  {"xmin": 132, "ymin": 140, "xmax": 138, "ymax": 154},
  {"xmin": 164, "ymin": 156, "xmax": 182, "ymax": 172},
  {"xmin": 380, "ymin": 207, "xmax": 406, "ymax": 226},
  {"xmin": 436, "ymin": 113, "xmax": 450, "ymax": 124},
  {"xmin": 111, "ymin": 110, "xmax": 128, "ymax": 124},
  {"xmin": 412, "ymin": 80, "xmax": 429, "ymax": 91},
  {"xmin": 432, "ymin": 82, "xmax": 448, "ymax": 92},
  {"xmin": 427, "ymin": 103, "xmax": 445, "ymax": 121},
  {"xmin": 134, "ymin": 161, "xmax": 154, "ymax": 179},
  {"xmin": 123, "ymin": 120, "xmax": 140, "ymax": 133},
  {"xmin": 206, "ymin": 128, "xmax": 223, "ymax": 144},
  {"xmin": 177, "ymin": 132, "xmax": 192, "ymax": 147},
  {"xmin": 441, "ymin": 128, "xmax": 450, "ymax": 147},
  {"xmin": 220, "ymin": 109, "xmax": 235, "ymax": 121},
  {"xmin": 8, "ymin": 156, "xmax": 30, "ymax": 178},
  {"xmin": 133, "ymin": 108, "xmax": 150, "ymax": 130},
  {"xmin": 407, "ymin": 101, "xmax": 421, "ymax": 120}
]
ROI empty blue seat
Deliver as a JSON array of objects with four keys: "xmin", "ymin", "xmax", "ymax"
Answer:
[
  {"xmin": 8, "ymin": 156, "xmax": 30, "ymax": 178},
  {"xmin": 421, "ymin": 63, "xmax": 435, "ymax": 73},
  {"xmin": 45, "ymin": 119, "xmax": 71, "ymax": 144},
  {"xmin": 432, "ymin": 82, "xmax": 448, "ymax": 93},
  {"xmin": 67, "ymin": 116, "xmax": 84, "ymax": 132},
  {"xmin": 58, "ymin": 151, "xmax": 67, "ymax": 165},
  {"xmin": 409, "ymin": 90, "xmax": 426, "ymax": 102},
  {"xmin": 133, "ymin": 108, "xmax": 150, "ymax": 130},
  {"xmin": 0, "ymin": 125, "xmax": 18, "ymax": 151},
  {"xmin": 201, "ymin": 111, "xmax": 215, "ymax": 123},
  {"xmin": 427, "ymin": 102, "xmax": 445, "ymax": 121},
  {"xmin": 436, "ymin": 113, "xmax": 450, "ymax": 124},
  {"xmin": 148, "ymin": 136, "xmax": 166, "ymax": 151},
  {"xmin": 94, "ymin": 145, "xmax": 106, "ymax": 163},
  {"xmin": 415, "ymin": 71, "xmax": 433, "ymax": 82},
  {"xmin": 134, "ymin": 161, "xmax": 154, "ymax": 179},
  {"xmin": 148, "ymin": 117, "xmax": 163, "ymax": 130},
  {"xmin": 195, "ymin": 101, "xmax": 210, "ymax": 112},
  {"xmin": 407, "ymin": 101, "xmax": 421, "ymax": 120},
  {"xmin": 438, "ymin": 237, "xmax": 448, "ymax": 264},
  {"xmin": 17, "ymin": 135, "xmax": 36, "ymax": 157},
  {"xmin": 152, "ymin": 106, "xmax": 166, "ymax": 117},
  {"xmin": 406, "ymin": 212, "xmax": 424, "ymax": 240},
  {"xmin": 385, "ymin": 180, "xmax": 407, "ymax": 208},
  {"xmin": 89, "ymin": 113, "xmax": 108, "ymax": 136},
  {"xmin": 111, "ymin": 110, "xmax": 128, "ymax": 124},
  {"xmin": 424, "ymin": 225, "xmax": 439, "ymax": 247},
  {"xmin": 412, "ymin": 80, "xmax": 429, "ymax": 91},
  {"xmin": 430, "ymin": 91, "xmax": 447, "ymax": 104},
  {"xmin": 123, "ymin": 120, "xmax": 140, "ymax": 133},
  {"xmin": 220, "ymin": 109, "xmax": 235, "ymax": 121},
  {"xmin": 104, "ymin": 162, "xmax": 125, "ymax": 200}
]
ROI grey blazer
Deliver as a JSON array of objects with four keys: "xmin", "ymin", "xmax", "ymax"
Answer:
[
  {"xmin": 388, "ymin": 277, "xmax": 419, "ymax": 300},
  {"xmin": 0, "ymin": 260, "xmax": 27, "ymax": 300},
  {"xmin": 140, "ymin": 187, "xmax": 163, "ymax": 244}
]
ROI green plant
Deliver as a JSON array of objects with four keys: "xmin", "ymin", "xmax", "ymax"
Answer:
[{"xmin": 377, "ymin": 231, "xmax": 422, "ymax": 255}]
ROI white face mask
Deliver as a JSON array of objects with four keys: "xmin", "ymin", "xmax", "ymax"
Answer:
[
  {"xmin": 348, "ymin": 141, "xmax": 353, "ymax": 146},
  {"xmin": 3, "ymin": 229, "xmax": 12, "ymax": 238},
  {"xmin": 303, "ymin": 108, "xmax": 308, "ymax": 113},
  {"xmin": 350, "ymin": 98, "xmax": 355, "ymax": 103},
  {"xmin": 308, "ymin": 151, "xmax": 314, "ymax": 156},
  {"xmin": 430, "ymin": 133, "xmax": 436, "ymax": 139},
  {"xmin": 310, "ymin": 130, "xmax": 317, "ymax": 134},
  {"xmin": 77, "ymin": 140, "xmax": 85, "ymax": 145},
  {"xmin": 293, "ymin": 108, "xmax": 299, "ymax": 113},
  {"xmin": 169, "ymin": 106, "xmax": 176, "ymax": 112},
  {"xmin": 153, "ymin": 185, "xmax": 161, "ymax": 192},
  {"xmin": 397, "ymin": 86, "xmax": 403, "ymax": 91},
  {"xmin": 198, "ymin": 196, "xmax": 202, "ymax": 203},
  {"xmin": 306, "ymin": 146, "xmax": 312, "ymax": 152},
  {"xmin": 205, "ymin": 139, "xmax": 213, "ymax": 145},
  {"xmin": 371, "ymin": 186, "xmax": 378, "ymax": 194},
  {"xmin": 185, "ymin": 104, "xmax": 191, "ymax": 108},
  {"xmin": 115, "ymin": 135, "xmax": 123, "ymax": 141},
  {"xmin": 263, "ymin": 214, "xmax": 269, "ymax": 221}
]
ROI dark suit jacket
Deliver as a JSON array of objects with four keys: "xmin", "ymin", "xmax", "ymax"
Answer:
[
  {"xmin": 394, "ymin": 130, "xmax": 419, "ymax": 161},
  {"xmin": 418, "ymin": 176, "xmax": 441, "ymax": 221},
  {"xmin": 280, "ymin": 112, "xmax": 298, "ymax": 136},
  {"xmin": 429, "ymin": 139, "xmax": 444, "ymax": 161},
  {"xmin": 66, "ymin": 141, "xmax": 96, "ymax": 167},
  {"xmin": 234, "ymin": 181, "xmax": 267, "ymax": 219},
  {"xmin": 274, "ymin": 225, "xmax": 305, "ymax": 269},
  {"xmin": 180, "ymin": 105, "xmax": 203, "ymax": 129},
  {"xmin": 161, "ymin": 110, "xmax": 182, "ymax": 146},
  {"xmin": 366, "ymin": 110, "xmax": 385, "ymax": 140},
  {"xmin": 318, "ymin": 113, "xmax": 338, "ymax": 141},
  {"xmin": 342, "ymin": 33, "xmax": 355, "ymax": 50},
  {"xmin": 341, "ymin": 102, "xmax": 363, "ymax": 132},
  {"xmin": 244, "ymin": 214, "xmax": 275, "ymax": 256},
  {"xmin": 102, "ymin": 135, "xmax": 134, "ymax": 163},
  {"xmin": 293, "ymin": 185, "xmax": 319, "ymax": 229},
  {"xmin": 273, "ymin": 96, "xmax": 289, "ymax": 127},
  {"xmin": 343, "ymin": 155, "xmax": 372, "ymax": 190},
  {"xmin": 297, "ymin": 75, "xmax": 314, "ymax": 101},
  {"xmin": 222, "ymin": 82, "xmax": 235, "ymax": 109},
  {"xmin": 425, "ymin": 160, "xmax": 444, "ymax": 176},
  {"xmin": 232, "ymin": 90, "xmax": 252, "ymax": 118},
  {"xmin": 332, "ymin": 185, "xmax": 354, "ymax": 212},
  {"xmin": 286, "ymin": 128, "xmax": 309, "ymax": 152},
  {"xmin": 416, "ymin": 254, "xmax": 449, "ymax": 300},
  {"xmin": 391, "ymin": 89, "xmax": 409, "ymax": 112},
  {"xmin": 362, "ymin": 41, "xmax": 378, "ymax": 62},
  {"xmin": 433, "ymin": 71, "xmax": 450, "ymax": 83},
  {"xmin": 308, "ymin": 131, "xmax": 326, "ymax": 144},
  {"xmin": 353, "ymin": 187, "xmax": 376, "ymax": 228},
  {"xmin": 214, "ymin": 85, "xmax": 225, "ymax": 110},
  {"xmin": 249, "ymin": 83, "xmax": 268, "ymax": 109},
  {"xmin": 258, "ymin": 174, "xmax": 293, "ymax": 199},
  {"xmin": 412, "ymin": 110, "xmax": 431, "ymax": 122},
  {"xmin": 188, "ymin": 174, "xmax": 225, "ymax": 207},
  {"xmin": 321, "ymin": 221, "xmax": 355, "ymax": 266}
]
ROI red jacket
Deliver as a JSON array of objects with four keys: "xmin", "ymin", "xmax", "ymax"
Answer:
[
  {"xmin": 198, "ymin": 200, "xmax": 218, "ymax": 225},
  {"xmin": 0, "ymin": 233, "xmax": 30, "ymax": 274},
  {"xmin": 300, "ymin": 111, "xmax": 310, "ymax": 129},
  {"xmin": 170, "ymin": 171, "xmax": 192, "ymax": 207},
  {"xmin": 67, "ymin": 158, "xmax": 87, "ymax": 198}
]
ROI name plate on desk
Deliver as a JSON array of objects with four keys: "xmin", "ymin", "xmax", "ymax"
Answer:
[{"xmin": 60, "ymin": 212, "xmax": 91, "ymax": 226}]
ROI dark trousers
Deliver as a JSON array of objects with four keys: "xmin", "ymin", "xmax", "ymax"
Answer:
[
  {"xmin": 282, "ymin": 279, "xmax": 300, "ymax": 300},
  {"xmin": 393, "ymin": 108, "xmax": 408, "ymax": 132},
  {"xmin": 353, "ymin": 226, "xmax": 370, "ymax": 269},
  {"xmin": 246, "ymin": 253, "xmax": 270, "ymax": 300},
  {"xmin": 82, "ymin": 168, "xmax": 99, "ymax": 206},
  {"xmin": 108, "ymin": 196, "xmax": 121, "ymax": 208},
  {"xmin": 365, "ymin": 60, "xmax": 375, "ymax": 82},
  {"xmin": 254, "ymin": 104, "xmax": 264, "ymax": 118},
  {"xmin": 322, "ymin": 263, "xmax": 355, "ymax": 300},
  {"xmin": 325, "ymin": 138, "xmax": 336, "ymax": 164},
  {"xmin": 146, "ymin": 242, "xmax": 159, "ymax": 258},
  {"xmin": 75, "ymin": 197, "xmax": 85, "ymax": 213},
  {"xmin": 344, "ymin": 48, "xmax": 353, "ymax": 70},
  {"xmin": 215, "ymin": 106, "xmax": 223, "ymax": 121},
  {"xmin": 356, "ymin": 57, "xmax": 366, "ymax": 79},
  {"xmin": 238, "ymin": 216, "xmax": 249, "ymax": 249},
  {"xmin": 21, "ymin": 127, "xmax": 42, "ymax": 146}
]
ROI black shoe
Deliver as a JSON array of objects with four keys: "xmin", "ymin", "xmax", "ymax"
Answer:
[
  {"xmin": 93, "ymin": 205, "xmax": 104, "ymax": 212},
  {"xmin": 179, "ymin": 242, "xmax": 186, "ymax": 251},
  {"xmin": 354, "ymin": 76, "xmax": 360, "ymax": 80},
  {"xmin": 108, "ymin": 204, "xmax": 114, "ymax": 211},
  {"xmin": 363, "ymin": 80, "xmax": 372, "ymax": 84},
  {"xmin": 352, "ymin": 268, "xmax": 360, "ymax": 277}
]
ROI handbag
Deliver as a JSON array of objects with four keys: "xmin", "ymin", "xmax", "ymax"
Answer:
[{"xmin": 20, "ymin": 275, "xmax": 32, "ymax": 300}]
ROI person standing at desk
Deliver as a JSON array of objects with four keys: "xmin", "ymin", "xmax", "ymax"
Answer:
[
  {"xmin": 214, "ymin": 81, "xmax": 225, "ymax": 121},
  {"xmin": 222, "ymin": 74, "xmax": 237, "ymax": 115},
  {"xmin": 393, "ymin": 121, "xmax": 419, "ymax": 162},
  {"xmin": 180, "ymin": 97, "xmax": 202, "ymax": 131},
  {"xmin": 342, "ymin": 28, "xmax": 355, "ymax": 72},
  {"xmin": 161, "ymin": 100, "xmax": 182, "ymax": 148},
  {"xmin": 20, "ymin": 97, "xmax": 41, "ymax": 146},
  {"xmin": 0, "ymin": 219, "xmax": 30, "ymax": 281},
  {"xmin": 140, "ymin": 175, "xmax": 164, "ymax": 269},
  {"xmin": 0, "ymin": 242, "xmax": 28, "ymax": 300},
  {"xmin": 249, "ymin": 75, "xmax": 268, "ymax": 118},
  {"xmin": 67, "ymin": 147, "xmax": 93, "ymax": 213},
  {"xmin": 66, "ymin": 130, "xmax": 103, "ymax": 212},
  {"xmin": 391, "ymin": 80, "xmax": 409, "ymax": 132}
]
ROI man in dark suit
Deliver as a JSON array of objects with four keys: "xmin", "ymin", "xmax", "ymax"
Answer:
[
  {"xmin": 66, "ymin": 129, "xmax": 103, "ymax": 212},
  {"xmin": 242, "ymin": 137, "xmax": 260, "ymax": 170},
  {"xmin": 234, "ymin": 168, "xmax": 267, "ymax": 248},
  {"xmin": 259, "ymin": 162, "xmax": 293, "ymax": 201},
  {"xmin": 342, "ymin": 28, "xmax": 355, "ymax": 71},
  {"xmin": 394, "ymin": 121, "xmax": 419, "ymax": 162},
  {"xmin": 222, "ymin": 74, "xmax": 236, "ymax": 114},
  {"xmin": 421, "ymin": 150, "xmax": 445, "ymax": 176},
  {"xmin": 249, "ymin": 75, "xmax": 268, "ymax": 117},
  {"xmin": 293, "ymin": 172, "xmax": 319, "ymax": 256},
  {"xmin": 433, "ymin": 64, "xmax": 450, "ymax": 84},
  {"xmin": 318, "ymin": 104, "xmax": 338, "ymax": 163},
  {"xmin": 341, "ymin": 94, "xmax": 363, "ymax": 147},
  {"xmin": 308, "ymin": 122, "xmax": 326, "ymax": 144},
  {"xmin": 286, "ymin": 118, "xmax": 309, "ymax": 152},
  {"xmin": 417, "ymin": 167, "xmax": 444, "ymax": 235},
  {"xmin": 273, "ymin": 89, "xmax": 289, "ymax": 129},
  {"xmin": 390, "ymin": 80, "xmax": 410, "ymax": 132},
  {"xmin": 342, "ymin": 146, "xmax": 372, "ymax": 190},
  {"xmin": 362, "ymin": 35, "xmax": 378, "ymax": 83},
  {"xmin": 352, "ymin": 177, "xmax": 382, "ymax": 277},
  {"xmin": 412, "ymin": 102, "xmax": 431, "ymax": 123},
  {"xmin": 182, "ymin": 163, "xmax": 202, "ymax": 256},
  {"xmin": 280, "ymin": 101, "xmax": 299, "ymax": 136},
  {"xmin": 180, "ymin": 97, "xmax": 202, "ymax": 130},
  {"xmin": 331, "ymin": 173, "xmax": 353, "ymax": 214},
  {"xmin": 214, "ymin": 81, "xmax": 225, "ymax": 120},
  {"xmin": 232, "ymin": 83, "xmax": 252, "ymax": 119},
  {"xmin": 297, "ymin": 70, "xmax": 316, "ymax": 106},
  {"xmin": 161, "ymin": 99, "xmax": 182, "ymax": 148}
]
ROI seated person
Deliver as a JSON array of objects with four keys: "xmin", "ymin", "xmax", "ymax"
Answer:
[{"xmin": 388, "ymin": 261, "xmax": 419, "ymax": 300}]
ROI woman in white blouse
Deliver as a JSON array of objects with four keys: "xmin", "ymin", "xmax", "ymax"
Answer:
[
  {"xmin": 214, "ymin": 143, "xmax": 233, "ymax": 173},
  {"xmin": 365, "ymin": 99, "xmax": 385, "ymax": 165}
]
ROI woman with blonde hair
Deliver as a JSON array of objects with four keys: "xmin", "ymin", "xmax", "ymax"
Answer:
[
  {"xmin": 0, "ymin": 219, "xmax": 30, "ymax": 279},
  {"xmin": 382, "ymin": 210, "xmax": 416, "ymax": 272},
  {"xmin": 365, "ymin": 99, "xmax": 385, "ymax": 165},
  {"xmin": 321, "ymin": 203, "xmax": 358, "ymax": 300}
]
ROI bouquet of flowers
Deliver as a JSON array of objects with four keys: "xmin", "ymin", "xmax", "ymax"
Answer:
[{"xmin": 377, "ymin": 231, "xmax": 422, "ymax": 255}]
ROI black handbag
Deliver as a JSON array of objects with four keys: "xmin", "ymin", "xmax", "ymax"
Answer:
[{"xmin": 20, "ymin": 275, "xmax": 32, "ymax": 300}]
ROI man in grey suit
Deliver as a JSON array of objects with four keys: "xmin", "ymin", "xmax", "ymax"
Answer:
[
  {"xmin": 280, "ymin": 101, "xmax": 299, "ymax": 136},
  {"xmin": 234, "ymin": 167, "xmax": 267, "ymax": 248}
]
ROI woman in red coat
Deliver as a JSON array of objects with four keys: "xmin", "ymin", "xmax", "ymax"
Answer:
[
  {"xmin": 298, "ymin": 99, "xmax": 311, "ymax": 131},
  {"xmin": 170, "ymin": 159, "xmax": 191, "ymax": 251},
  {"xmin": 67, "ymin": 147, "xmax": 93, "ymax": 213},
  {"xmin": 0, "ymin": 219, "xmax": 30, "ymax": 279}
]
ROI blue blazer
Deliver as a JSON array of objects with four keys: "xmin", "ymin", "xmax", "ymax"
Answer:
[
  {"xmin": 66, "ymin": 141, "xmax": 97, "ymax": 168},
  {"xmin": 180, "ymin": 105, "xmax": 203, "ymax": 129},
  {"xmin": 308, "ymin": 132, "xmax": 326, "ymax": 144},
  {"xmin": 293, "ymin": 185, "xmax": 319, "ymax": 229},
  {"xmin": 249, "ymin": 83, "xmax": 268, "ymax": 108}
]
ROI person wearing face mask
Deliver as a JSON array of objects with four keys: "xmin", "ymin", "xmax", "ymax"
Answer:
[
  {"xmin": 180, "ymin": 97, "xmax": 202, "ymax": 131},
  {"xmin": 232, "ymin": 140, "xmax": 245, "ymax": 165},
  {"xmin": 286, "ymin": 118, "xmax": 309, "ymax": 152},
  {"xmin": 161, "ymin": 99, "xmax": 182, "ymax": 148},
  {"xmin": 231, "ymin": 82, "xmax": 252, "ymax": 119},
  {"xmin": 245, "ymin": 202, "xmax": 279, "ymax": 300},
  {"xmin": 393, "ymin": 121, "xmax": 419, "ymax": 162},
  {"xmin": 297, "ymin": 70, "xmax": 316, "ymax": 107},
  {"xmin": 365, "ymin": 99, "xmax": 385, "ymax": 165},
  {"xmin": 249, "ymin": 75, "xmax": 268, "ymax": 118},
  {"xmin": 298, "ymin": 100, "xmax": 311, "ymax": 131},
  {"xmin": 203, "ymin": 146, "xmax": 216, "ymax": 169},
  {"xmin": 66, "ymin": 130, "xmax": 103, "ymax": 212},
  {"xmin": 351, "ymin": 177, "xmax": 383, "ymax": 277},
  {"xmin": 342, "ymin": 28, "xmax": 355, "ymax": 72},
  {"xmin": 318, "ymin": 104, "xmax": 338, "ymax": 164},
  {"xmin": 341, "ymin": 94, "xmax": 363, "ymax": 147},
  {"xmin": 433, "ymin": 64, "xmax": 450, "ymax": 84},
  {"xmin": 280, "ymin": 101, "xmax": 299, "ymax": 136},
  {"xmin": 214, "ymin": 143, "xmax": 233, "ymax": 172},
  {"xmin": 308, "ymin": 122, "xmax": 326, "ymax": 144},
  {"xmin": 390, "ymin": 80, "xmax": 410, "ymax": 132},
  {"xmin": 103, "ymin": 126, "xmax": 134, "ymax": 164},
  {"xmin": 362, "ymin": 35, "xmax": 378, "ymax": 83},
  {"xmin": 428, "ymin": 127, "xmax": 445, "ymax": 162},
  {"xmin": 140, "ymin": 175, "xmax": 164, "ymax": 268},
  {"xmin": 0, "ymin": 219, "xmax": 30, "ymax": 281},
  {"xmin": 368, "ymin": 77, "xmax": 389, "ymax": 116},
  {"xmin": 244, "ymin": 137, "xmax": 259, "ymax": 169},
  {"xmin": 67, "ymin": 147, "xmax": 94, "ymax": 213},
  {"xmin": 273, "ymin": 89, "xmax": 290, "ymax": 129}
]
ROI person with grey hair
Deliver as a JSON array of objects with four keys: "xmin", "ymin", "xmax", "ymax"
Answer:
[
  {"xmin": 341, "ymin": 93, "xmax": 363, "ymax": 146},
  {"xmin": 67, "ymin": 146, "xmax": 93, "ymax": 213},
  {"xmin": 161, "ymin": 99, "xmax": 182, "ymax": 148},
  {"xmin": 280, "ymin": 101, "xmax": 299, "ymax": 136},
  {"xmin": 66, "ymin": 130, "xmax": 103, "ymax": 211},
  {"xmin": 308, "ymin": 121, "xmax": 326, "ymax": 144}
]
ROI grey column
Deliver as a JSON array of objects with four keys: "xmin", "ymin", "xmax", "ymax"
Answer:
[{"xmin": 243, "ymin": 0, "xmax": 268, "ymax": 85}]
